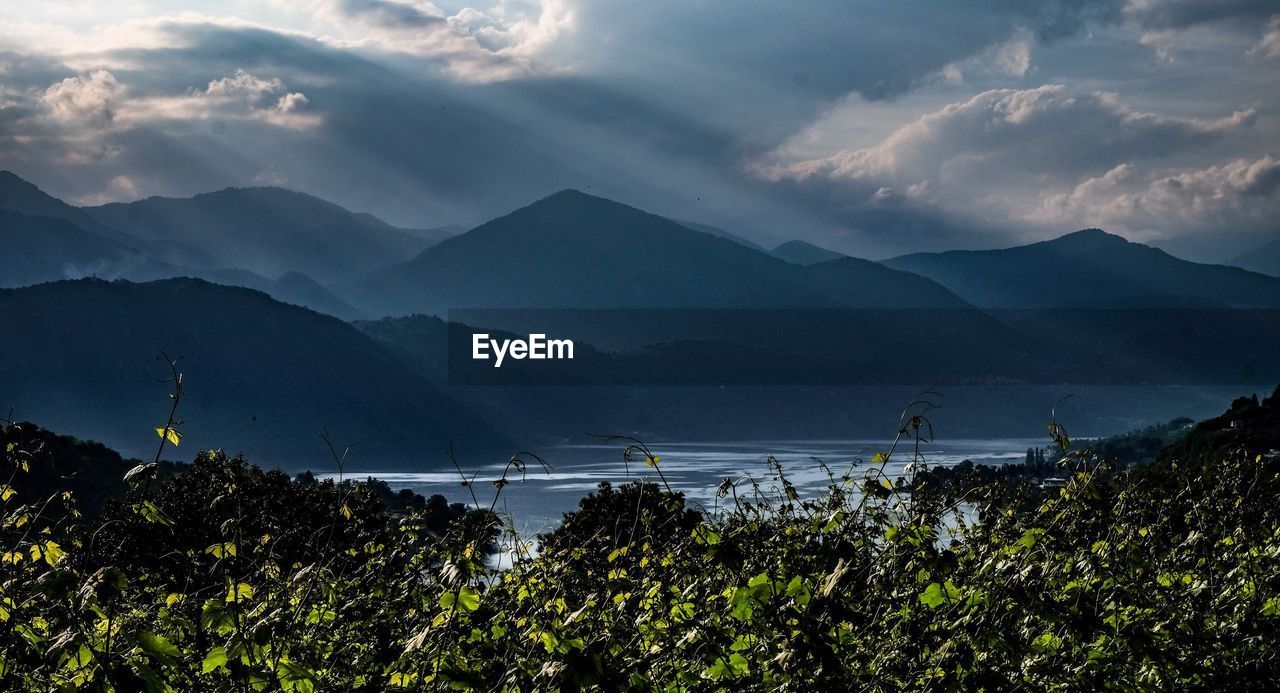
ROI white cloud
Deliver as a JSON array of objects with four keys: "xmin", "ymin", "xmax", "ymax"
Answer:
[
  {"xmin": 764, "ymin": 86, "xmax": 1251, "ymax": 184},
  {"xmin": 71, "ymin": 174, "xmax": 141, "ymax": 206},
  {"xmin": 274, "ymin": 92, "xmax": 310, "ymax": 113},
  {"xmin": 758, "ymin": 85, "xmax": 1264, "ymax": 240},
  {"xmin": 253, "ymin": 166, "xmax": 290, "ymax": 186},
  {"xmin": 41, "ymin": 70, "xmax": 122, "ymax": 124},
  {"xmin": 34, "ymin": 68, "xmax": 321, "ymax": 133},
  {"xmin": 205, "ymin": 71, "xmax": 285, "ymax": 98},
  {"xmin": 276, "ymin": 0, "xmax": 574, "ymax": 81},
  {"xmin": 936, "ymin": 31, "xmax": 1034, "ymax": 84},
  {"xmin": 1035, "ymin": 155, "xmax": 1280, "ymax": 236},
  {"xmin": 1249, "ymin": 16, "xmax": 1280, "ymax": 58}
]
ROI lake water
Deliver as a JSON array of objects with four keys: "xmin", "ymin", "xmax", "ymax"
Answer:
[{"xmin": 326, "ymin": 437, "xmax": 1044, "ymax": 536}]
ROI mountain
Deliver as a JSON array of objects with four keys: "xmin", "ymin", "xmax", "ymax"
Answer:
[
  {"xmin": 676, "ymin": 220, "xmax": 769, "ymax": 252},
  {"xmin": 883, "ymin": 229, "xmax": 1280, "ymax": 308},
  {"xmin": 203, "ymin": 269, "xmax": 365, "ymax": 320},
  {"xmin": 0, "ymin": 170, "xmax": 138, "ymax": 246},
  {"xmin": 395, "ymin": 224, "xmax": 460, "ymax": 246},
  {"xmin": 1231, "ymin": 238, "xmax": 1280, "ymax": 277},
  {"xmin": 0, "ymin": 209, "xmax": 361, "ymax": 318},
  {"xmin": 86, "ymin": 187, "xmax": 438, "ymax": 284},
  {"xmin": 351, "ymin": 190, "xmax": 970, "ymax": 316},
  {"xmin": 0, "ymin": 173, "xmax": 369, "ymax": 317},
  {"xmin": 0, "ymin": 210, "xmax": 162, "ymax": 288},
  {"xmin": 0, "ymin": 278, "xmax": 503, "ymax": 468},
  {"xmin": 1152, "ymin": 230, "xmax": 1266, "ymax": 265},
  {"xmin": 772, "ymin": 240, "xmax": 845, "ymax": 265}
]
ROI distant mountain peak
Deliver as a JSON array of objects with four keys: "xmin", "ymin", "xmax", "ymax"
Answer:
[
  {"xmin": 547, "ymin": 188, "xmax": 593, "ymax": 199},
  {"xmin": 884, "ymin": 225, "xmax": 1280, "ymax": 308},
  {"xmin": 530, "ymin": 188, "xmax": 621, "ymax": 210},
  {"xmin": 0, "ymin": 170, "xmax": 55, "ymax": 200},
  {"xmin": 0, "ymin": 169, "xmax": 34, "ymax": 186},
  {"xmin": 495, "ymin": 188, "xmax": 670, "ymax": 231},
  {"xmin": 772, "ymin": 240, "xmax": 845, "ymax": 266},
  {"xmin": 1048, "ymin": 228, "xmax": 1130, "ymax": 247}
]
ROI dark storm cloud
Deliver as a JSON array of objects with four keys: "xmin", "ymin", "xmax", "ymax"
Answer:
[
  {"xmin": 1126, "ymin": 0, "xmax": 1278, "ymax": 30},
  {"xmin": 558, "ymin": 0, "xmax": 1126, "ymax": 103}
]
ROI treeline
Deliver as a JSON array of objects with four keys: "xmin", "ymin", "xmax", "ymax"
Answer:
[{"xmin": 2, "ymin": 389, "xmax": 1280, "ymax": 689}]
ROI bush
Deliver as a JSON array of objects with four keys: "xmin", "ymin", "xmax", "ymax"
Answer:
[{"xmin": 3, "ymin": 418, "xmax": 1280, "ymax": 690}]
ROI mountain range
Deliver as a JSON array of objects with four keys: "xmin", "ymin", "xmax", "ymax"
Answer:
[
  {"xmin": 0, "ymin": 278, "xmax": 501, "ymax": 467},
  {"xmin": 347, "ymin": 189, "xmax": 969, "ymax": 315},
  {"xmin": 0, "ymin": 172, "xmax": 451, "ymax": 318},
  {"xmin": 85, "ymin": 187, "xmax": 446, "ymax": 284},
  {"xmin": 3, "ymin": 170, "xmax": 1279, "ymax": 463},
  {"xmin": 884, "ymin": 229, "xmax": 1280, "ymax": 308},
  {"xmin": 1232, "ymin": 238, "xmax": 1280, "ymax": 278},
  {"xmin": 771, "ymin": 240, "xmax": 846, "ymax": 266}
]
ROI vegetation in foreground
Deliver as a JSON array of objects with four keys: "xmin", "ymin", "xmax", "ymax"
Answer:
[{"xmin": 2, "ymin": 389, "xmax": 1280, "ymax": 690}]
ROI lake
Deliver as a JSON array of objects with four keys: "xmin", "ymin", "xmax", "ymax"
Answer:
[{"xmin": 325, "ymin": 437, "xmax": 1046, "ymax": 536}]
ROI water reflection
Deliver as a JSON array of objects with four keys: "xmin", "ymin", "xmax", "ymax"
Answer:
[{"xmin": 322, "ymin": 438, "xmax": 1041, "ymax": 537}]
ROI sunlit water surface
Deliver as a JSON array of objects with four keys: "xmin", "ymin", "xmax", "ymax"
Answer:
[{"xmin": 323, "ymin": 438, "xmax": 1043, "ymax": 544}]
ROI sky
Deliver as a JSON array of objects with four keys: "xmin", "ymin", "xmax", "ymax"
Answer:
[{"xmin": 0, "ymin": 0, "xmax": 1277, "ymax": 258}]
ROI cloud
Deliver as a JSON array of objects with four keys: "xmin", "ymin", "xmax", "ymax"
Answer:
[
  {"xmin": 1123, "ymin": 0, "xmax": 1280, "ymax": 59},
  {"xmin": 766, "ymin": 86, "xmax": 1252, "ymax": 185},
  {"xmin": 277, "ymin": 0, "xmax": 574, "ymax": 81},
  {"xmin": 1, "ymin": 2, "xmax": 1276, "ymax": 258},
  {"xmin": 1125, "ymin": 0, "xmax": 1276, "ymax": 30},
  {"xmin": 1249, "ymin": 16, "xmax": 1280, "ymax": 58},
  {"xmin": 940, "ymin": 31, "xmax": 1036, "ymax": 83},
  {"xmin": 41, "ymin": 70, "xmax": 122, "ymax": 125},
  {"xmin": 205, "ymin": 70, "xmax": 285, "ymax": 98},
  {"xmin": 33, "ymin": 68, "xmax": 323, "ymax": 132},
  {"xmin": 758, "ymin": 85, "xmax": 1263, "ymax": 243},
  {"xmin": 1035, "ymin": 156, "xmax": 1280, "ymax": 236}
]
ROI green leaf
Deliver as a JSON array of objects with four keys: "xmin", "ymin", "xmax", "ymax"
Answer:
[
  {"xmin": 138, "ymin": 631, "xmax": 181, "ymax": 664},
  {"xmin": 205, "ymin": 542, "xmax": 237, "ymax": 559},
  {"xmin": 692, "ymin": 525, "xmax": 721, "ymax": 546},
  {"xmin": 134, "ymin": 663, "xmax": 175, "ymax": 693},
  {"xmin": 440, "ymin": 585, "xmax": 480, "ymax": 613},
  {"xmin": 42, "ymin": 541, "xmax": 65, "ymax": 567},
  {"xmin": 226, "ymin": 582, "xmax": 254, "ymax": 603},
  {"xmin": 919, "ymin": 581, "xmax": 961, "ymax": 609},
  {"xmin": 1032, "ymin": 632, "xmax": 1063, "ymax": 653},
  {"xmin": 786, "ymin": 576, "xmax": 811, "ymax": 606},
  {"xmin": 277, "ymin": 660, "xmax": 318, "ymax": 693},
  {"xmin": 202, "ymin": 646, "xmax": 228, "ymax": 674},
  {"xmin": 155, "ymin": 426, "xmax": 182, "ymax": 446},
  {"xmin": 137, "ymin": 501, "xmax": 175, "ymax": 527}
]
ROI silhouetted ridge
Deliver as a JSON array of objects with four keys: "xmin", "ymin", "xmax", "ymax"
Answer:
[
  {"xmin": 0, "ymin": 170, "xmax": 138, "ymax": 245},
  {"xmin": 86, "ymin": 186, "xmax": 436, "ymax": 283},
  {"xmin": 884, "ymin": 227, "xmax": 1280, "ymax": 308},
  {"xmin": 0, "ymin": 278, "xmax": 503, "ymax": 466},
  {"xmin": 350, "ymin": 190, "xmax": 972, "ymax": 314},
  {"xmin": 772, "ymin": 240, "xmax": 845, "ymax": 265}
]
